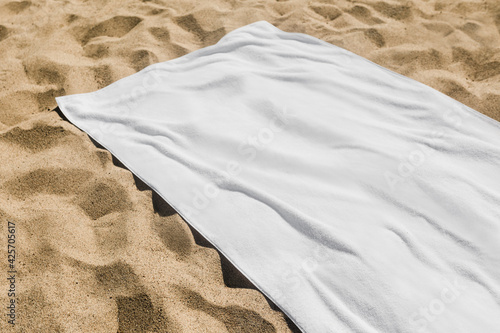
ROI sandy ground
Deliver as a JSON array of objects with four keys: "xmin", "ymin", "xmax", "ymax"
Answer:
[{"xmin": 0, "ymin": 0, "xmax": 500, "ymax": 332}]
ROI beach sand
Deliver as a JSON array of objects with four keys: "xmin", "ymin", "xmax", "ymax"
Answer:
[{"xmin": 1, "ymin": 0, "xmax": 499, "ymax": 331}]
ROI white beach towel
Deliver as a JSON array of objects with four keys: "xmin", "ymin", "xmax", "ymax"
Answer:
[{"xmin": 56, "ymin": 21, "xmax": 500, "ymax": 333}]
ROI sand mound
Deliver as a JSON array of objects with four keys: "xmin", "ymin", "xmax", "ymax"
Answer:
[{"xmin": 1, "ymin": 0, "xmax": 499, "ymax": 331}]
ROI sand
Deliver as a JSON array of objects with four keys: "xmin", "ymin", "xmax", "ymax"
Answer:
[{"xmin": 0, "ymin": 0, "xmax": 499, "ymax": 332}]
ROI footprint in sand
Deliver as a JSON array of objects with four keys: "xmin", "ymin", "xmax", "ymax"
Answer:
[
  {"xmin": 94, "ymin": 148, "xmax": 112, "ymax": 167},
  {"xmin": 75, "ymin": 177, "xmax": 131, "ymax": 220},
  {"xmin": 4, "ymin": 168, "xmax": 93, "ymax": 197},
  {"xmin": 23, "ymin": 57, "xmax": 66, "ymax": 86},
  {"xmin": 452, "ymin": 46, "xmax": 477, "ymax": 66},
  {"xmin": 309, "ymin": 3, "xmax": 342, "ymax": 21},
  {"xmin": 438, "ymin": 78, "xmax": 480, "ymax": 109},
  {"xmin": 364, "ymin": 28, "xmax": 386, "ymax": 47},
  {"xmin": 267, "ymin": 1, "xmax": 296, "ymax": 18},
  {"xmin": 116, "ymin": 293, "xmax": 171, "ymax": 332},
  {"xmin": 36, "ymin": 88, "xmax": 66, "ymax": 112},
  {"xmin": 0, "ymin": 122, "xmax": 72, "ymax": 152},
  {"xmin": 3, "ymin": 167, "xmax": 130, "ymax": 265},
  {"xmin": 371, "ymin": 2, "xmax": 413, "ymax": 21},
  {"xmin": 423, "ymin": 22, "xmax": 454, "ymax": 36},
  {"xmin": 80, "ymin": 16, "xmax": 143, "ymax": 46},
  {"xmin": 22, "ymin": 57, "xmax": 68, "ymax": 110},
  {"xmin": 174, "ymin": 14, "xmax": 226, "ymax": 46},
  {"xmin": 148, "ymin": 26, "xmax": 170, "ymax": 43},
  {"xmin": 451, "ymin": 47, "xmax": 500, "ymax": 81},
  {"xmin": 66, "ymin": 178, "xmax": 131, "ymax": 265},
  {"xmin": 382, "ymin": 48, "xmax": 442, "ymax": 71},
  {"xmin": 92, "ymin": 64, "xmax": 114, "ymax": 88},
  {"xmin": 347, "ymin": 5, "xmax": 384, "ymax": 25},
  {"xmin": 5, "ymin": 1, "xmax": 31, "ymax": 13},
  {"xmin": 83, "ymin": 43, "xmax": 110, "ymax": 58},
  {"xmin": 471, "ymin": 62, "xmax": 500, "ymax": 81},
  {"xmin": 148, "ymin": 26, "xmax": 188, "ymax": 58},
  {"xmin": 129, "ymin": 49, "xmax": 159, "ymax": 72}
]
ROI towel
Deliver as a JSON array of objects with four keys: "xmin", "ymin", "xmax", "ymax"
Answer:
[{"xmin": 56, "ymin": 21, "xmax": 500, "ymax": 333}]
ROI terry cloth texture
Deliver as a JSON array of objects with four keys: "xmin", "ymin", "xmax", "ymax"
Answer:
[{"xmin": 57, "ymin": 21, "xmax": 500, "ymax": 333}]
